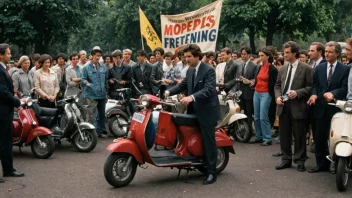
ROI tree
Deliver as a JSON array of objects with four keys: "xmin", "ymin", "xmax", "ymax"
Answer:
[{"xmin": 0, "ymin": 0, "xmax": 99, "ymax": 54}]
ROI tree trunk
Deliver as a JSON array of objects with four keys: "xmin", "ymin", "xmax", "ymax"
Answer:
[
  {"xmin": 248, "ymin": 26, "xmax": 256, "ymax": 52},
  {"xmin": 34, "ymin": 36, "xmax": 49, "ymax": 54},
  {"xmin": 265, "ymin": 6, "xmax": 279, "ymax": 46}
]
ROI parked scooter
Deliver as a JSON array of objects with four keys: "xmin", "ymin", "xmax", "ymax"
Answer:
[
  {"xmin": 217, "ymin": 91, "xmax": 250, "ymax": 142},
  {"xmin": 35, "ymin": 94, "xmax": 98, "ymax": 152},
  {"xmin": 13, "ymin": 97, "xmax": 55, "ymax": 159},
  {"xmin": 103, "ymin": 94, "xmax": 235, "ymax": 188},
  {"xmin": 327, "ymin": 100, "xmax": 352, "ymax": 191}
]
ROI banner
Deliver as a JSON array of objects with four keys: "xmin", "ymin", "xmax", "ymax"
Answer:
[
  {"xmin": 160, "ymin": 0, "xmax": 223, "ymax": 54},
  {"xmin": 139, "ymin": 7, "xmax": 162, "ymax": 51}
]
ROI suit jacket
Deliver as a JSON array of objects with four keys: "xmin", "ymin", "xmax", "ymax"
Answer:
[
  {"xmin": 108, "ymin": 63, "xmax": 132, "ymax": 92},
  {"xmin": 239, "ymin": 60, "xmax": 258, "ymax": 100},
  {"xmin": 223, "ymin": 60, "xmax": 240, "ymax": 92},
  {"xmin": 312, "ymin": 62, "xmax": 350, "ymax": 118},
  {"xmin": 168, "ymin": 62, "xmax": 220, "ymax": 125},
  {"xmin": 274, "ymin": 62, "xmax": 313, "ymax": 119},
  {"xmin": 132, "ymin": 62, "xmax": 153, "ymax": 92},
  {"xmin": 0, "ymin": 65, "xmax": 21, "ymax": 121}
]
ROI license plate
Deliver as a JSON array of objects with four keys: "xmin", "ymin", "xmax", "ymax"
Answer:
[{"xmin": 132, "ymin": 113, "xmax": 145, "ymax": 123}]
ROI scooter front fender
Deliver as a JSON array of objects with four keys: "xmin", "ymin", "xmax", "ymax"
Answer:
[
  {"xmin": 228, "ymin": 113, "xmax": 247, "ymax": 125},
  {"xmin": 26, "ymin": 126, "xmax": 52, "ymax": 145},
  {"xmin": 78, "ymin": 122, "xmax": 95, "ymax": 130},
  {"xmin": 106, "ymin": 138, "xmax": 144, "ymax": 164},
  {"xmin": 335, "ymin": 142, "xmax": 352, "ymax": 157},
  {"xmin": 215, "ymin": 131, "xmax": 235, "ymax": 154}
]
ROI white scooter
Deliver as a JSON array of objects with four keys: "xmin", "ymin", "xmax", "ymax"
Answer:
[
  {"xmin": 217, "ymin": 91, "xmax": 250, "ymax": 142},
  {"xmin": 327, "ymin": 100, "xmax": 352, "ymax": 192}
]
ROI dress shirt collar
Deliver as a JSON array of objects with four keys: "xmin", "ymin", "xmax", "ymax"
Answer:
[
  {"xmin": 289, "ymin": 59, "xmax": 299, "ymax": 68},
  {"xmin": 0, "ymin": 62, "xmax": 6, "ymax": 70},
  {"xmin": 316, "ymin": 57, "xmax": 323, "ymax": 65},
  {"xmin": 195, "ymin": 61, "xmax": 201, "ymax": 72}
]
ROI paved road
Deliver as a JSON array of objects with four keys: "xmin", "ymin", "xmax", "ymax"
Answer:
[{"xmin": 1, "ymin": 138, "xmax": 351, "ymax": 198}]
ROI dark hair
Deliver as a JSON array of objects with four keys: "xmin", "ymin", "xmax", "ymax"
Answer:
[
  {"xmin": 311, "ymin": 42, "xmax": 325, "ymax": 58},
  {"xmin": 69, "ymin": 52, "xmax": 79, "ymax": 61},
  {"xmin": 32, "ymin": 53, "xmax": 41, "ymax": 61},
  {"xmin": 259, "ymin": 47, "xmax": 274, "ymax": 63},
  {"xmin": 147, "ymin": 53, "xmax": 155, "ymax": 59},
  {"xmin": 283, "ymin": 41, "xmax": 300, "ymax": 58},
  {"xmin": 91, "ymin": 49, "xmax": 102, "ymax": 56},
  {"xmin": 177, "ymin": 49, "xmax": 184, "ymax": 58},
  {"xmin": 112, "ymin": 51, "xmax": 123, "ymax": 59},
  {"xmin": 164, "ymin": 52, "xmax": 173, "ymax": 58},
  {"xmin": 183, "ymin": 44, "xmax": 203, "ymax": 60},
  {"xmin": 137, "ymin": 50, "xmax": 147, "ymax": 57},
  {"xmin": 0, "ymin": 43, "xmax": 10, "ymax": 55},
  {"xmin": 341, "ymin": 53, "xmax": 347, "ymax": 58},
  {"xmin": 300, "ymin": 50, "xmax": 309, "ymax": 58},
  {"xmin": 55, "ymin": 53, "xmax": 67, "ymax": 62},
  {"xmin": 206, "ymin": 51, "xmax": 216, "ymax": 58},
  {"xmin": 38, "ymin": 54, "xmax": 52, "ymax": 68},
  {"xmin": 276, "ymin": 57, "xmax": 284, "ymax": 66},
  {"xmin": 221, "ymin": 47, "xmax": 232, "ymax": 54},
  {"xmin": 240, "ymin": 47, "xmax": 252, "ymax": 55},
  {"xmin": 103, "ymin": 53, "xmax": 113, "ymax": 62},
  {"xmin": 154, "ymin": 47, "xmax": 164, "ymax": 56}
]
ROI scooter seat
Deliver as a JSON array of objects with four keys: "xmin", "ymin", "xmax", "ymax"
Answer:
[
  {"xmin": 38, "ymin": 107, "xmax": 58, "ymax": 116},
  {"xmin": 171, "ymin": 113, "xmax": 199, "ymax": 127}
]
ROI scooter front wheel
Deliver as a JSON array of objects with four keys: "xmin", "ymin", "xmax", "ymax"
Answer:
[
  {"xmin": 232, "ymin": 120, "xmax": 251, "ymax": 143},
  {"xmin": 104, "ymin": 153, "xmax": 137, "ymax": 188},
  {"xmin": 336, "ymin": 157, "xmax": 351, "ymax": 191},
  {"xmin": 72, "ymin": 129, "xmax": 98, "ymax": 152},
  {"xmin": 31, "ymin": 135, "xmax": 55, "ymax": 159}
]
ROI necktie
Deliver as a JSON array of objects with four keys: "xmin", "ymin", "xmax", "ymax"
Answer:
[
  {"xmin": 192, "ymin": 69, "xmax": 196, "ymax": 88},
  {"xmin": 328, "ymin": 64, "xmax": 333, "ymax": 87},
  {"xmin": 283, "ymin": 64, "xmax": 293, "ymax": 94},
  {"xmin": 313, "ymin": 62, "xmax": 316, "ymax": 69},
  {"xmin": 242, "ymin": 63, "xmax": 246, "ymax": 76}
]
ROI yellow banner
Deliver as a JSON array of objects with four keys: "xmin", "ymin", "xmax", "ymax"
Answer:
[{"xmin": 139, "ymin": 7, "xmax": 162, "ymax": 51}]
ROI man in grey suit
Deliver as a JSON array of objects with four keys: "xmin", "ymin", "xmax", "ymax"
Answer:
[
  {"xmin": 220, "ymin": 48, "xmax": 241, "ymax": 93},
  {"xmin": 238, "ymin": 47, "xmax": 258, "ymax": 134},
  {"xmin": 274, "ymin": 41, "xmax": 313, "ymax": 172}
]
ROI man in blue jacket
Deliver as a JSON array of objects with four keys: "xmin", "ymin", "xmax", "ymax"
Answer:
[{"xmin": 81, "ymin": 46, "xmax": 108, "ymax": 138}]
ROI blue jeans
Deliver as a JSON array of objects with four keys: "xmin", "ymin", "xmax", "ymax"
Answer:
[{"xmin": 253, "ymin": 92, "xmax": 272, "ymax": 142}]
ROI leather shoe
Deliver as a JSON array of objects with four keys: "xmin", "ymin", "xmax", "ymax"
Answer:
[
  {"xmin": 203, "ymin": 174, "xmax": 217, "ymax": 185},
  {"xmin": 308, "ymin": 166, "xmax": 329, "ymax": 173},
  {"xmin": 297, "ymin": 165, "xmax": 306, "ymax": 172},
  {"xmin": 3, "ymin": 171, "xmax": 25, "ymax": 177},
  {"xmin": 272, "ymin": 152, "xmax": 283, "ymax": 157},
  {"xmin": 0, "ymin": 178, "xmax": 4, "ymax": 183},
  {"xmin": 275, "ymin": 162, "xmax": 292, "ymax": 170},
  {"xmin": 249, "ymin": 138, "xmax": 263, "ymax": 144}
]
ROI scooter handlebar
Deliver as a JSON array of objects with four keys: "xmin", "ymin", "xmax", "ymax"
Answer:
[{"xmin": 160, "ymin": 101, "xmax": 176, "ymax": 107}]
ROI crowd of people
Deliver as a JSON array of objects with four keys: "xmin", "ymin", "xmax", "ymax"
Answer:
[{"xmin": 1, "ymin": 37, "xmax": 352, "ymax": 184}]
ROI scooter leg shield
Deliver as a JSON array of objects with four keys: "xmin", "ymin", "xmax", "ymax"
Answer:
[
  {"xmin": 335, "ymin": 142, "xmax": 352, "ymax": 157},
  {"xmin": 106, "ymin": 139, "xmax": 144, "ymax": 164},
  {"xmin": 26, "ymin": 126, "xmax": 52, "ymax": 145},
  {"xmin": 228, "ymin": 114, "xmax": 247, "ymax": 125}
]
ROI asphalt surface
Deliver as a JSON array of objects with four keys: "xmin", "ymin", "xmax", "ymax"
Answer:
[{"xmin": 1, "ymin": 137, "xmax": 352, "ymax": 198}]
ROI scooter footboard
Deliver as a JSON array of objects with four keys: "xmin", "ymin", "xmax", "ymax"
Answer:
[
  {"xmin": 106, "ymin": 139, "xmax": 144, "ymax": 164},
  {"xmin": 26, "ymin": 126, "xmax": 52, "ymax": 145},
  {"xmin": 215, "ymin": 131, "xmax": 235, "ymax": 154}
]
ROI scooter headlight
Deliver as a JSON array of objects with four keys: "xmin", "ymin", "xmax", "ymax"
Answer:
[
  {"xmin": 26, "ymin": 98, "xmax": 33, "ymax": 107},
  {"xmin": 344, "ymin": 101, "xmax": 352, "ymax": 113},
  {"xmin": 139, "ymin": 95, "xmax": 149, "ymax": 107}
]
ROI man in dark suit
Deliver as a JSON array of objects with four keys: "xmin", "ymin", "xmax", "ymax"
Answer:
[
  {"xmin": 220, "ymin": 48, "xmax": 241, "ymax": 93},
  {"xmin": 0, "ymin": 43, "xmax": 25, "ymax": 183},
  {"xmin": 108, "ymin": 50, "xmax": 131, "ymax": 99},
  {"xmin": 132, "ymin": 50, "xmax": 153, "ymax": 97},
  {"xmin": 238, "ymin": 47, "xmax": 258, "ymax": 134},
  {"xmin": 165, "ymin": 44, "xmax": 220, "ymax": 185},
  {"xmin": 307, "ymin": 41, "xmax": 350, "ymax": 173},
  {"xmin": 151, "ymin": 47, "xmax": 165, "ymax": 95},
  {"xmin": 274, "ymin": 41, "xmax": 313, "ymax": 172}
]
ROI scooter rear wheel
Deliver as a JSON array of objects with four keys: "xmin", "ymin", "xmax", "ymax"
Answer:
[
  {"xmin": 104, "ymin": 153, "xmax": 137, "ymax": 188},
  {"xmin": 108, "ymin": 115, "xmax": 129, "ymax": 137},
  {"xmin": 336, "ymin": 157, "xmax": 350, "ymax": 191},
  {"xmin": 31, "ymin": 135, "xmax": 55, "ymax": 159},
  {"xmin": 196, "ymin": 147, "xmax": 229, "ymax": 174},
  {"xmin": 231, "ymin": 120, "xmax": 251, "ymax": 143}
]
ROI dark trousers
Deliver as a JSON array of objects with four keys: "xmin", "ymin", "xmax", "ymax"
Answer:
[
  {"xmin": 200, "ymin": 123, "xmax": 217, "ymax": 175},
  {"xmin": 0, "ymin": 120, "xmax": 14, "ymax": 174},
  {"xmin": 314, "ymin": 113, "xmax": 332, "ymax": 168},
  {"xmin": 308, "ymin": 105, "xmax": 316, "ymax": 139},
  {"xmin": 279, "ymin": 101, "xmax": 307, "ymax": 165},
  {"xmin": 38, "ymin": 98, "xmax": 56, "ymax": 108},
  {"xmin": 239, "ymin": 98, "xmax": 254, "ymax": 132}
]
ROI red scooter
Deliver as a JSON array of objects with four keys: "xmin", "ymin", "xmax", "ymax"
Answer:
[
  {"xmin": 104, "ymin": 94, "xmax": 235, "ymax": 188},
  {"xmin": 13, "ymin": 98, "xmax": 55, "ymax": 159}
]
